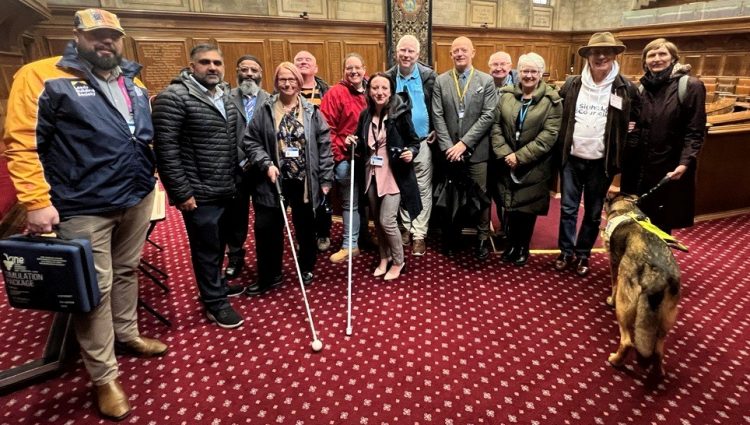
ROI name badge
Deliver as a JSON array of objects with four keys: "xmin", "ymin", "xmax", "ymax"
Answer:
[
  {"xmin": 370, "ymin": 155, "xmax": 384, "ymax": 167},
  {"xmin": 285, "ymin": 147, "xmax": 300, "ymax": 158},
  {"xmin": 458, "ymin": 103, "xmax": 465, "ymax": 119},
  {"xmin": 610, "ymin": 93, "xmax": 623, "ymax": 110}
]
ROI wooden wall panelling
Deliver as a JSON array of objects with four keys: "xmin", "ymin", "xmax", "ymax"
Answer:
[
  {"xmin": 500, "ymin": 43, "xmax": 526, "ymax": 67},
  {"xmin": 269, "ymin": 39, "xmax": 286, "ymax": 75},
  {"xmin": 326, "ymin": 41, "xmax": 343, "ymax": 83},
  {"xmin": 0, "ymin": 52, "xmax": 24, "ymax": 137},
  {"xmin": 432, "ymin": 42, "xmax": 452, "ymax": 74},
  {"xmin": 702, "ymin": 55, "xmax": 723, "ymax": 76},
  {"xmin": 45, "ymin": 36, "xmax": 71, "ymax": 57},
  {"xmin": 622, "ymin": 54, "xmax": 642, "ymax": 76},
  {"xmin": 133, "ymin": 38, "xmax": 189, "ymax": 94},
  {"xmin": 683, "ymin": 54, "xmax": 703, "ymax": 74},
  {"xmin": 722, "ymin": 53, "xmax": 746, "ymax": 77},
  {"xmin": 215, "ymin": 39, "xmax": 269, "ymax": 92}
]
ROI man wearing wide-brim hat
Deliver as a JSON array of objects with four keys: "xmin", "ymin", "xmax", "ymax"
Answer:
[
  {"xmin": 553, "ymin": 31, "xmax": 640, "ymax": 278},
  {"xmin": 3, "ymin": 8, "xmax": 167, "ymax": 421}
]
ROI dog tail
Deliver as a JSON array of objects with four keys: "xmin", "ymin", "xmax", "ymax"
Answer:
[{"xmin": 633, "ymin": 264, "xmax": 674, "ymax": 358}]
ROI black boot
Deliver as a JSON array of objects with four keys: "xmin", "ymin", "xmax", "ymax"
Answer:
[
  {"xmin": 513, "ymin": 246, "xmax": 529, "ymax": 266},
  {"xmin": 501, "ymin": 246, "xmax": 517, "ymax": 262},
  {"xmin": 476, "ymin": 239, "xmax": 490, "ymax": 260}
]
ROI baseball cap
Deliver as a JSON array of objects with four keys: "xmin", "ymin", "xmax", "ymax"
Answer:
[{"xmin": 74, "ymin": 9, "xmax": 126, "ymax": 35}]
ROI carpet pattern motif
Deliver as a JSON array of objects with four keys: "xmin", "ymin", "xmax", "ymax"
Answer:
[{"xmin": 1, "ymin": 207, "xmax": 749, "ymax": 424}]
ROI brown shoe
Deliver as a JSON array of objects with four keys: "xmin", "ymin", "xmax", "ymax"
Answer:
[
  {"xmin": 412, "ymin": 239, "xmax": 426, "ymax": 256},
  {"xmin": 116, "ymin": 336, "xmax": 168, "ymax": 357},
  {"xmin": 95, "ymin": 379, "xmax": 131, "ymax": 421},
  {"xmin": 329, "ymin": 247, "xmax": 360, "ymax": 263},
  {"xmin": 401, "ymin": 229, "xmax": 411, "ymax": 246}
]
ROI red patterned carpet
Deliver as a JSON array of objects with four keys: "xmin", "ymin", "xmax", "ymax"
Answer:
[{"xmin": 1, "ymin": 206, "xmax": 749, "ymax": 424}]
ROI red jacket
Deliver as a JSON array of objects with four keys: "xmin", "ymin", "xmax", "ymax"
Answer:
[{"xmin": 320, "ymin": 80, "xmax": 367, "ymax": 163}]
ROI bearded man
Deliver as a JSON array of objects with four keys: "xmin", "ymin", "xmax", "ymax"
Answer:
[{"xmin": 2, "ymin": 8, "xmax": 167, "ymax": 421}]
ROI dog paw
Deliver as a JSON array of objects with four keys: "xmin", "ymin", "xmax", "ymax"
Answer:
[{"xmin": 608, "ymin": 353, "xmax": 624, "ymax": 367}]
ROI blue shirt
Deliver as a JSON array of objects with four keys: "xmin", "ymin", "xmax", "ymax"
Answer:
[
  {"xmin": 396, "ymin": 66, "xmax": 429, "ymax": 138},
  {"xmin": 189, "ymin": 75, "xmax": 226, "ymax": 119}
]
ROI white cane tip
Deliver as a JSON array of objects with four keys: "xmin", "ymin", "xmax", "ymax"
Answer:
[
  {"xmin": 345, "ymin": 327, "xmax": 353, "ymax": 336},
  {"xmin": 311, "ymin": 339, "xmax": 323, "ymax": 352}
]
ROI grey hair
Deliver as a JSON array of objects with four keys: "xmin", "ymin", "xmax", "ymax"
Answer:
[
  {"xmin": 517, "ymin": 52, "xmax": 545, "ymax": 75},
  {"xmin": 396, "ymin": 34, "xmax": 421, "ymax": 53}
]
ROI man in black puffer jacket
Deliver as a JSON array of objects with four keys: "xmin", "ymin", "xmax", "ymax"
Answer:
[{"xmin": 153, "ymin": 44, "xmax": 243, "ymax": 329}]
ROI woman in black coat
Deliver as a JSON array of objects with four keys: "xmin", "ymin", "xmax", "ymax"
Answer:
[
  {"xmin": 621, "ymin": 38, "xmax": 706, "ymax": 234},
  {"xmin": 349, "ymin": 72, "xmax": 421, "ymax": 281},
  {"xmin": 243, "ymin": 62, "xmax": 334, "ymax": 293}
]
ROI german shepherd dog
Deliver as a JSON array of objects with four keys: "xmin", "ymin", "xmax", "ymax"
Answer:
[{"xmin": 602, "ymin": 194, "xmax": 680, "ymax": 375}]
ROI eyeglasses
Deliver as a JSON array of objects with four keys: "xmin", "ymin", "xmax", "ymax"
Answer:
[
  {"xmin": 277, "ymin": 78, "xmax": 298, "ymax": 86},
  {"xmin": 520, "ymin": 69, "xmax": 540, "ymax": 75}
]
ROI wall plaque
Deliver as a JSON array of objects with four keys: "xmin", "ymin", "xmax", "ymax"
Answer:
[
  {"xmin": 135, "ymin": 40, "xmax": 188, "ymax": 93},
  {"xmin": 468, "ymin": 1, "xmax": 496, "ymax": 27},
  {"xmin": 531, "ymin": 6, "xmax": 553, "ymax": 30}
]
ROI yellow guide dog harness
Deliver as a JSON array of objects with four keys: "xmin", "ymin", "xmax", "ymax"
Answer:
[{"xmin": 604, "ymin": 212, "xmax": 689, "ymax": 252}]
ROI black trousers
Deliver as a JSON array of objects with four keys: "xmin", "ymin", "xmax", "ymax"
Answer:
[
  {"xmin": 181, "ymin": 201, "xmax": 232, "ymax": 311},
  {"xmin": 254, "ymin": 180, "xmax": 317, "ymax": 286},
  {"xmin": 224, "ymin": 173, "xmax": 252, "ymax": 258},
  {"xmin": 507, "ymin": 211, "xmax": 537, "ymax": 250}
]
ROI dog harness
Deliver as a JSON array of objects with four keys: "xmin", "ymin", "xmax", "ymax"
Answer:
[{"xmin": 604, "ymin": 212, "xmax": 689, "ymax": 252}]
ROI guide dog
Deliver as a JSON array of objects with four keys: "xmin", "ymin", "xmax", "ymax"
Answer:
[{"xmin": 602, "ymin": 194, "xmax": 681, "ymax": 375}]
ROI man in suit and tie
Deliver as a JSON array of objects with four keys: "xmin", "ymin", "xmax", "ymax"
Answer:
[
  {"xmin": 224, "ymin": 55, "xmax": 269, "ymax": 284},
  {"xmin": 432, "ymin": 36, "xmax": 498, "ymax": 260}
]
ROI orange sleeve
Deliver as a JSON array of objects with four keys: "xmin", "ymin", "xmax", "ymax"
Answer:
[{"xmin": 1, "ymin": 60, "xmax": 54, "ymax": 211}]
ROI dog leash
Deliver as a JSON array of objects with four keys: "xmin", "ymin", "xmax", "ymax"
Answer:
[{"xmin": 637, "ymin": 176, "xmax": 671, "ymax": 206}]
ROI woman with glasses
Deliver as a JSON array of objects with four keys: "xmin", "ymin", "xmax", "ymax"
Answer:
[
  {"xmin": 349, "ymin": 72, "xmax": 421, "ymax": 281},
  {"xmin": 243, "ymin": 62, "xmax": 334, "ymax": 294},
  {"xmin": 491, "ymin": 53, "xmax": 562, "ymax": 266}
]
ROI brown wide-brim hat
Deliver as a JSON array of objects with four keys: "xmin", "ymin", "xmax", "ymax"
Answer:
[{"xmin": 578, "ymin": 32, "xmax": 625, "ymax": 57}]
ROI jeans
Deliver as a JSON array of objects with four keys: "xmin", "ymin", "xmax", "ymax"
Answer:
[
  {"xmin": 335, "ymin": 160, "xmax": 360, "ymax": 248},
  {"xmin": 557, "ymin": 156, "xmax": 612, "ymax": 259}
]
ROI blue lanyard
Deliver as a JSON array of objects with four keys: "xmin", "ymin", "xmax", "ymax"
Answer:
[{"xmin": 515, "ymin": 99, "xmax": 533, "ymax": 142}]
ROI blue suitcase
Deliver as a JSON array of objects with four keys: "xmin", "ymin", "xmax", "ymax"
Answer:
[{"xmin": 0, "ymin": 235, "xmax": 100, "ymax": 313}]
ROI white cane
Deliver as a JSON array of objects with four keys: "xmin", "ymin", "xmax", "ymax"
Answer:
[
  {"xmin": 346, "ymin": 136, "xmax": 356, "ymax": 336},
  {"xmin": 275, "ymin": 179, "xmax": 323, "ymax": 352}
]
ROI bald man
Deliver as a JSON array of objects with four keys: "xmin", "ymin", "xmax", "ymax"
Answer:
[
  {"xmin": 488, "ymin": 51, "xmax": 519, "ymax": 90},
  {"xmin": 293, "ymin": 50, "xmax": 333, "ymax": 251},
  {"xmin": 432, "ymin": 36, "xmax": 497, "ymax": 259}
]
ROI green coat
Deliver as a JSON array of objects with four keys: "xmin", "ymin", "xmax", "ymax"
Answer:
[{"xmin": 491, "ymin": 81, "xmax": 562, "ymax": 215}]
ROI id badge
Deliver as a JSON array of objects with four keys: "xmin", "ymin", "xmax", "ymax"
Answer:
[
  {"xmin": 610, "ymin": 93, "xmax": 623, "ymax": 110},
  {"xmin": 370, "ymin": 155, "xmax": 384, "ymax": 167},
  {"xmin": 458, "ymin": 103, "xmax": 465, "ymax": 119},
  {"xmin": 285, "ymin": 147, "xmax": 300, "ymax": 158}
]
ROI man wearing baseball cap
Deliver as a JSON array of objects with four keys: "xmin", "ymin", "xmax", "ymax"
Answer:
[
  {"xmin": 554, "ymin": 32, "xmax": 640, "ymax": 277},
  {"xmin": 3, "ymin": 8, "xmax": 166, "ymax": 421}
]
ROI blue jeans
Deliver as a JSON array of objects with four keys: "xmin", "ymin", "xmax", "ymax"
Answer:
[
  {"xmin": 557, "ymin": 156, "xmax": 612, "ymax": 259},
  {"xmin": 335, "ymin": 160, "xmax": 360, "ymax": 248}
]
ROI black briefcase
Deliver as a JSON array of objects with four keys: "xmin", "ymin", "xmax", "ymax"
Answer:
[{"xmin": 0, "ymin": 234, "xmax": 100, "ymax": 313}]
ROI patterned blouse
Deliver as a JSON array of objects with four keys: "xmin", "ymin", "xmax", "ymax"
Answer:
[{"xmin": 277, "ymin": 104, "xmax": 307, "ymax": 181}]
